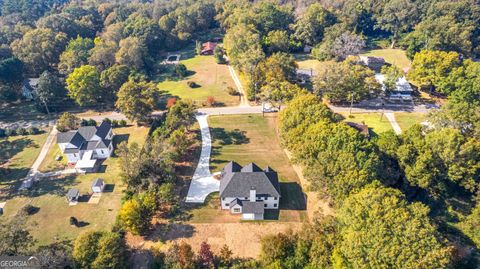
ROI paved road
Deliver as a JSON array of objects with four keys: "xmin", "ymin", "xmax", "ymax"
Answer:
[{"xmin": 185, "ymin": 114, "xmax": 219, "ymax": 203}]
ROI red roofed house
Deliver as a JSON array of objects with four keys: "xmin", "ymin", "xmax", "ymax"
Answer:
[{"xmin": 201, "ymin": 42, "xmax": 217, "ymax": 55}]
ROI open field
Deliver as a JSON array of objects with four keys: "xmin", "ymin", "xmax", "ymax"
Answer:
[
  {"xmin": 360, "ymin": 49, "xmax": 411, "ymax": 69},
  {"xmin": 0, "ymin": 131, "xmax": 50, "ymax": 186},
  {"xmin": 203, "ymin": 114, "xmax": 307, "ymax": 222},
  {"xmin": 1, "ymin": 125, "xmax": 149, "ymax": 246},
  {"xmin": 156, "ymin": 54, "xmax": 240, "ymax": 107},
  {"xmin": 394, "ymin": 112, "xmax": 428, "ymax": 131},
  {"xmin": 339, "ymin": 112, "xmax": 393, "ymax": 135}
]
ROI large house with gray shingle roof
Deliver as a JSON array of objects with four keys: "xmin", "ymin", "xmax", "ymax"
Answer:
[
  {"xmin": 57, "ymin": 121, "xmax": 114, "ymax": 172},
  {"xmin": 220, "ymin": 161, "xmax": 281, "ymax": 220}
]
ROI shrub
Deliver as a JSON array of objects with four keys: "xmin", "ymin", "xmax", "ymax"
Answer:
[
  {"xmin": 111, "ymin": 120, "xmax": 119, "ymax": 128},
  {"xmin": 70, "ymin": 216, "xmax": 78, "ymax": 227},
  {"xmin": 174, "ymin": 63, "xmax": 188, "ymax": 78},
  {"xmin": 5, "ymin": 129, "xmax": 16, "ymax": 136},
  {"xmin": 27, "ymin": 127, "xmax": 39, "ymax": 135},
  {"xmin": 57, "ymin": 112, "xmax": 79, "ymax": 132},
  {"xmin": 80, "ymin": 119, "xmax": 88, "ymax": 126},
  {"xmin": 16, "ymin": 127, "xmax": 27, "ymax": 135},
  {"xmin": 103, "ymin": 118, "xmax": 112, "ymax": 124},
  {"xmin": 206, "ymin": 96, "xmax": 216, "ymax": 107},
  {"xmin": 18, "ymin": 204, "xmax": 39, "ymax": 216},
  {"xmin": 227, "ymin": 86, "xmax": 238, "ymax": 96},
  {"xmin": 187, "ymin": 81, "xmax": 198, "ymax": 88},
  {"xmin": 119, "ymin": 119, "xmax": 127, "ymax": 127},
  {"xmin": 87, "ymin": 119, "xmax": 97, "ymax": 126},
  {"xmin": 0, "ymin": 128, "xmax": 5, "ymax": 137}
]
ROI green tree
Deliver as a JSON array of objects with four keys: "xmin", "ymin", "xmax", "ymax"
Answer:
[
  {"xmin": 264, "ymin": 30, "xmax": 290, "ymax": 53},
  {"xmin": 59, "ymin": 36, "xmax": 94, "ymax": 75},
  {"xmin": 0, "ymin": 57, "xmax": 23, "ymax": 83},
  {"xmin": 11, "ymin": 28, "xmax": 67, "ymax": 75},
  {"xmin": 336, "ymin": 182, "xmax": 453, "ymax": 269},
  {"xmin": 407, "ymin": 50, "xmax": 461, "ymax": 93},
  {"xmin": 381, "ymin": 65, "xmax": 403, "ymax": 93},
  {"xmin": 88, "ymin": 38, "xmax": 117, "ymax": 71},
  {"xmin": 278, "ymin": 93, "xmax": 335, "ymax": 149},
  {"xmin": 0, "ymin": 216, "xmax": 35, "ymax": 255},
  {"xmin": 92, "ymin": 232, "xmax": 126, "ymax": 269},
  {"xmin": 66, "ymin": 65, "xmax": 103, "ymax": 106},
  {"xmin": 460, "ymin": 203, "xmax": 480, "ymax": 248},
  {"xmin": 73, "ymin": 231, "xmax": 126, "ymax": 269},
  {"xmin": 165, "ymin": 100, "xmax": 196, "ymax": 132},
  {"xmin": 56, "ymin": 112, "xmax": 79, "ymax": 132},
  {"xmin": 73, "ymin": 231, "xmax": 103, "ymax": 268},
  {"xmin": 100, "ymin": 65, "xmax": 130, "ymax": 101},
  {"xmin": 115, "ymin": 37, "xmax": 148, "ymax": 70},
  {"xmin": 115, "ymin": 80, "xmax": 156, "ymax": 122},
  {"xmin": 292, "ymin": 3, "xmax": 335, "ymax": 46},
  {"xmin": 314, "ymin": 58, "xmax": 381, "ymax": 104},
  {"xmin": 224, "ymin": 24, "xmax": 265, "ymax": 73},
  {"xmin": 373, "ymin": 0, "xmax": 418, "ymax": 47},
  {"xmin": 36, "ymin": 71, "xmax": 66, "ymax": 113}
]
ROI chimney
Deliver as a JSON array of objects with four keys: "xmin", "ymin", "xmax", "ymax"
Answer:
[{"xmin": 250, "ymin": 187, "xmax": 256, "ymax": 202}]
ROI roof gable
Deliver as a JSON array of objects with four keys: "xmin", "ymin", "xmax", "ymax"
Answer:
[{"xmin": 220, "ymin": 162, "xmax": 280, "ymax": 198}]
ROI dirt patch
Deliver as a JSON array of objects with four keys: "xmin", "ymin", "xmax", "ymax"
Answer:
[
  {"xmin": 128, "ymin": 222, "xmax": 302, "ymax": 259},
  {"xmin": 284, "ymin": 149, "xmax": 334, "ymax": 219}
]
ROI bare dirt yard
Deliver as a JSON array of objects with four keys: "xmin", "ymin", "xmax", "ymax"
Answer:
[{"xmin": 128, "ymin": 222, "xmax": 303, "ymax": 259}]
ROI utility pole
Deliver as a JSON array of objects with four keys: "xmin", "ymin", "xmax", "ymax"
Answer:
[{"xmin": 349, "ymin": 92, "xmax": 354, "ymax": 115}]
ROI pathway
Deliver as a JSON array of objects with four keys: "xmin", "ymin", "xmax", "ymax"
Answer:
[
  {"xmin": 384, "ymin": 113, "xmax": 402, "ymax": 134},
  {"xmin": 228, "ymin": 65, "xmax": 249, "ymax": 107},
  {"xmin": 185, "ymin": 114, "xmax": 219, "ymax": 203},
  {"xmin": 29, "ymin": 126, "xmax": 58, "ymax": 176}
]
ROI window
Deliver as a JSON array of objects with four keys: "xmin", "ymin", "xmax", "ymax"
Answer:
[
  {"xmin": 225, "ymin": 203, "xmax": 229, "ymax": 207},
  {"xmin": 233, "ymin": 208, "xmax": 240, "ymax": 213},
  {"xmin": 264, "ymin": 204, "xmax": 267, "ymax": 207},
  {"xmin": 274, "ymin": 204, "xmax": 277, "ymax": 207},
  {"xmin": 274, "ymin": 197, "xmax": 277, "ymax": 200},
  {"xmin": 222, "ymin": 197, "xmax": 225, "ymax": 201},
  {"xmin": 101, "ymin": 150, "xmax": 104, "ymax": 154}
]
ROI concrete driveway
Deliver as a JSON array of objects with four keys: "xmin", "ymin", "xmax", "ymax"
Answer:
[{"xmin": 185, "ymin": 114, "xmax": 219, "ymax": 203}]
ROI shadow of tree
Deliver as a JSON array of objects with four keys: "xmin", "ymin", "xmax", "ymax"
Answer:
[
  {"xmin": 279, "ymin": 182, "xmax": 307, "ymax": 211},
  {"xmin": 210, "ymin": 127, "xmax": 249, "ymax": 146},
  {"xmin": 25, "ymin": 175, "xmax": 77, "ymax": 198},
  {"xmin": 147, "ymin": 223, "xmax": 196, "ymax": 242}
]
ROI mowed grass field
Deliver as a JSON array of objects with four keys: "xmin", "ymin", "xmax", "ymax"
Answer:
[
  {"xmin": 0, "ymin": 131, "xmax": 50, "ymax": 188},
  {"xmin": 191, "ymin": 114, "xmax": 307, "ymax": 223},
  {"xmin": 157, "ymin": 54, "xmax": 240, "ymax": 107},
  {"xmin": 394, "ymin": 112, "xmax": 428, "ymax": 132},
  {"xmin": 339, "ymin": 112, "xmax": 393, "ymax": 135},
  {"xmin": 360, "ymin": 49, "xmax": 411, "ymax": 69},
  {"xmin": 1, "ymin": 125, "xmax": 149, "ymax": 246}
]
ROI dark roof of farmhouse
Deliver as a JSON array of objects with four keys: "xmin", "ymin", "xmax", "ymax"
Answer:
[{"xmin": 220, "ymin": 162, "xmax": 280, "ymax": 198}]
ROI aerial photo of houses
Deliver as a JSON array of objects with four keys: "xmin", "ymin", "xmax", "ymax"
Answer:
[{"xmin": 0, "ymin": 0, "xmax": 479, "ymax": 268}]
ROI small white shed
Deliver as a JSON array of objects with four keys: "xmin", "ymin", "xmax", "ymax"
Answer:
[{"xmin": 91, "ymin": 178, "xmax": 105, "ymax": 193}]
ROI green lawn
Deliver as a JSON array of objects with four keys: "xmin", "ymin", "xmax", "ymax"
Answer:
[
  {"xmin": 203, "ymin": 114, "xmax": 307, "ymax": 222},
  {"xmin": 360, "ymin": 49, "xmax": 411, "ymax": 69},
  {"xmin": 0, "ymin": 131, "xmax": 50, "ymax": 187},
  {"xmin": 340, "ymin": 112, "xmax": 393, "ymax": 135},
  {"xmin": 394, "ymin": 112, "xmax": 428, "ymax": 132},
  {"xmin": 156, "ymin": 54, "xmax": 240, "ymax": 107},
  {"xmin": 1, "ymin": 125, "xmax": 149, "ymax": 246}
]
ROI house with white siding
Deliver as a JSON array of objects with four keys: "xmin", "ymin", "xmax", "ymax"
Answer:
[
  {"xmin": 219, "ymin": 162, "xmax": 281, "ymax": 220},
  {"xmin": 57, "ymin": 121, "xmax": 114, "ymax": 172}
]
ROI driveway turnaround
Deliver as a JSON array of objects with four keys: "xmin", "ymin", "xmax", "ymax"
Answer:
[{"xmin": 185, "ymin": 114, "xmax": 220, "ymax": 203}]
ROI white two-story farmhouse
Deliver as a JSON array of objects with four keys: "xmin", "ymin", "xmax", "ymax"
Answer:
[
  {"xmin": 219, "ymin": 162, "xmax": 281, "ymax": 220},
  {"xmin": 57, "ymin": 121, "xmax": 114, "ymax": 172}
]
